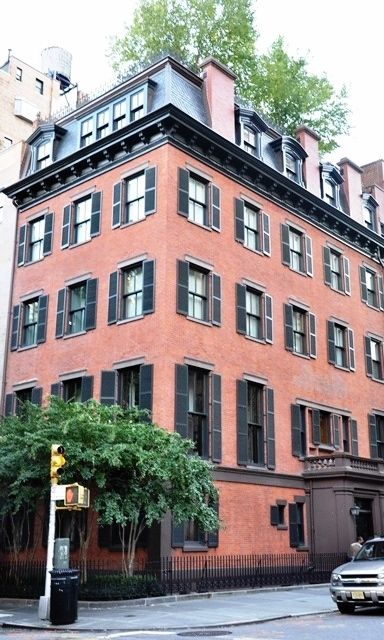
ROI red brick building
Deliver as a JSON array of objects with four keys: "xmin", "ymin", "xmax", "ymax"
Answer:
[{"xmin": 2, "ymin": 56, "xmax": 384, "ymax": 560}]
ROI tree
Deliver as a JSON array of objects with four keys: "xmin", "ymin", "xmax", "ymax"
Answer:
[
  {"xmin": 0, "ymin": 398, "xmax": 220, "ymax": 575},
  {"xmin": 109, "ymin": 0, "xmax": 349, "ymax": 153}
]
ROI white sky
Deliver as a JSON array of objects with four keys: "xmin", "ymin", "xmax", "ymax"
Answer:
[{"xmin": 3, "ymin": 0, "xmax": 383, "ymax": 166}]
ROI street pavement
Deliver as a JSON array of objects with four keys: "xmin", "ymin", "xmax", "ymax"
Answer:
[{"xmin": 0, "ymin": 584, "xmax": 337, "ymax": 632}]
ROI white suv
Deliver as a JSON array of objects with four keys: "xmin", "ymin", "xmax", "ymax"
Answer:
[{"xmin": 330, "ymin": 537, "xmax": 384, "ymax": 613}]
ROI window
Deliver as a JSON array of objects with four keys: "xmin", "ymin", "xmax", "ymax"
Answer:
[
  {"xmin": 365, "ymin": 336, "xmax": 384, "ymax": 381},
  {"xmin": 112, "ymin": 167, "xmax": 156, "ymax": 227},
  {"xmin": 360, "ymin": 265, "xmax": 384, "ymax": 310},
  {"xmin": 113, "ymin": 100, "xmax": 126, "ymax": 130},
  {"xmin": 36, "ymin": 141, "xmax": 51, "ymax": 170},
  {"xmin": 50, "ymin": 376, "xmax": 93, "ymax": 403},
  {"xmin": 237, "ymin": 110, "xmax": 265, "ymax": 158},
  {"xmin": 100, "ymin": 365, "xmax": 153, "ymax": 412},
  {"xmin": 10, "ymin": 295, "xmax": 48, "ymax": 351},
  {"xmin": 35, "ymin": 78, "xmax": 44, "ymax": 95},
  {"xmin": 61, "ymin": 191, "xmax": 101, "ymax": 248},
  {"xmin": 96, "ymin": 109, "xmax": 109, "ymax": 139},
  {"xmin": 284, "ymin": 151, "xmax": 301, "ymax": 183},
  {"xmin": 235, "ymin": 198, "xmax": 270, "ymax": 255},
  {"xmin": 172, "ymin": 501, "xmax": 219, "ymax": 549},
  {"xmin": 369, "ymin": 414, "xmax": 384, "ymax": 460},
  {"xmin": 243, "ymin": 125, "xmax": 258, "ymax": 155},
  {"xmin": 16, "ymin": 67, "xmax": 22, "ymax": 81},
  {"xmin": 80, "ymin": 117, "xmax": 93, "ymax": 147},
  {"xmin": 17, "ymin": 213, "xmax": 53, "ymax": 265},
  {"xmin": 236, "ymin": 283, "xmax": 273, "ymax": 343},
  {"xmin": 323, "ymin": 179, "xmax": 336, "ymax": 205},
  {"xmin": 63, "ymin": 378, "xmax": 82, "ymax": 402},
  {"xmin": 323, "ymin": 246, "xmax": 350, "ymax": 294},
  {"xmin": 271, "ymin": 502, "xmax": 286, "ymax": 528},
  {"xmin": 4, "ymin": 387, "xmax": 42, "ymax": 416},
  {"xmin": 289, "ymin": 501, "xmax": 305, "ymax": 548},
  {"xmin": 15, "ymin": 388, "xmax": 33, "ymax": 418},
  {"xmin": 281, "ymin": 223, "xmax": 313, "ymax": 275},
  {"xmin": 175, "ymin": 364, "xmax": 221, "ymax": 462},
  {"xmin": 55, "ymin": 279, "xmax": 97, "ymax": 338},
  {"xmin": 292, "ymin": 404, "xmax": 358, "ymax": 457},
  {"xmin": 327, "ymin": 320, "xmax": 355, "ymax": 370},
  {"xmin": 129, "ymin": 89, "xmax": 144, "ymax": 121},
  {"xmin": 321, "ymin": 163, "xmax": 343, "ymax": 208},
  {"xmin": 177, "ymin": 260, "xmax": 221, "ymax": 326},
  {"xmin": 107, "ymin": 259, "xmax": 155, "ymax": 324},
  {"xmin": 271, "ymin": 136, "xmax": 306, "ymax": 185},
  {"xmin": 284, "ymin": 303, "xmax": 316, "ymax": 358},
  {"xmin": 362, "ymin": 194, "xmax": 378, "ymax": 233},
  {"xmin": 237, "ymin": 379, "xmax": 275, "ymax": 468},
  {"xmin": 178, "ymin": 168, "xmax": 220, "ymax": 231}
]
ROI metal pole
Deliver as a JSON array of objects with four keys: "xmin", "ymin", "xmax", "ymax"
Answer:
[{"xmin": 38, "ymin": 486, "xmax": 56, "ymax": 620}]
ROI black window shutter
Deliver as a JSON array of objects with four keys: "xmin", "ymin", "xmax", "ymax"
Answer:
[
  {"xmin": 10, "ymin": 304, "xmax": 20, "ymax": 351},
  {"xmin": 327, "ymin": 320, "xmax": 335, "ymax": 363},
  {"xmin": 343, "ymin": 257, "xmax": 351, "ymax": 295},
  {"xmin": 369, "ymin": 414, "xmax": 378, "ymax": 459},
  {"xmin": 175, "ymin": 364, "xmax": 188, "ymax": 438},
  {"xmin": 309, "ymin": 313, "xmax": 316, "ymax": 358},
  {"xmin": 211, "ymin": 184, "xmax": 220, "ymax": 231},
  {"xmin": 143, "ymin": 260, "xmax": 155, "ymax": 314},
  {"xmin": 171, "ymin": 520, "xmax": 185, "ymax": 548},
  {"xmin": 271, "ymin": 505, "xmax": 279, "ymax": 526},
  {"xmin": 55, "ymin": 289, "xmax": 66, "ymax": 338},
  {"xmin": 43, "ymin": 213, "xmax": 53, "ymax": 255},
  {"xmin": 4, "ymin": 393, "xmax": 14, "ymax": 416},
  {"xmin": 211, "ymin": 273, "xmax": 221, "ymax": 326},
  {"xmin": 207, "ymin": 500, "xmax": 219, "ymax": 548},
  {"xmin": 50, "ymin": 382, "xmax": 62, "ymax": 397},
  {"xmin": 281, "ymin": 223, "xmax": 290, "ymax": 265},
  {"xmin": 234, "ymin": 198, "xmax": 244, "ymax": 243},
  {"xmin": 291, "ymin": 404, "xmax": 303, "ymax": 457},
  {"xmin": 236, "ymin": 283, "xmax": 247, "ymax": 335},
  {"xmin": 266, "ymin": 387, "xmax": 275, "ymax": 470},
  {"xmin": 305, "ymin": 236, "xmax": 313, "ymax": 276},
  {"xmin": 108, "ymin": 272, "xmax": 118, "ymax": 324},
  {"xmin": 332, "ymin": 414, "xmax": 340, "ymax": 449},
  {"xmin": 36, "ymin": 294, "xmax": 48, "ymax": 343},
  {"xmin": 378, "ymin": 275, "xmax": 384, "ymax": 310},
  {"xmin": 85, "ymin": 278, "xmax": 97, "ymax": 331},
  {"xmin": 17, "ymin": 225, "xmax": 26, "ymax": 266},
  {"xmin": 100, "ymin": 371, "xmax": 116, "ymax": 405},
  {"xmin": 176, "ymin": 260, "xmax": 189, "ymax": 315},
  {"xmin": 61, "ymin": 205, "xmax": 71, "ymax": 248},
  {"xmin": 365, "ymin": 336, "xmax": 373, "ymax": 377},
  {"xmin": 112, "ymin": 182, "xmax": 122, "ymax": 227},
  {"xmin": 359, "ymin": 266, "xmax": 367, "ymax": 302},
  {"xmin": 237, "ymin": 379, "xmax": 248, "ymax": 465},
  {"xmin": 144, "ymin": 167, "xmax": 156, "ymax": 215},
  {"xmin": 323, "ymin": 246, "xmax": 331, "ymax": 285},
  {"xmin": 312, "ymin": 409, "xmax": 320, "ymax": 445},
  {"xmin": 262, "ymin": 212, "xmax": 271, "ymax": 255},
  {"xmin": 289, "ymin": 503, "xmax": 299, "ymax": 548},
  {"xmin": 139, "ymin": 364, "xmax": 153, "ymax": 413},
  {"xmin": 178, "ymin": 168, "xmax": 189, "ymax": 217},
  {"xmin": 348, "ymin": 329, "xmax": 355, "ymax": 371},
  {"xmin": 284, "ymin": 303, "xmax": 294, "ymax": 351},
  {"xmin": 31, "ymin": 387, "xmax": 43, "ymax": 406},
  {"xmin": 81, "ymin": 376, "xmax": 93, "ymax": 402},
  {"xmin": 90, "ymin": 191, "xmax": 101, "ymax": 237},
  {"xmin": 211, "ymin": 373, "xmax": 222, "ymax": 463},
  {"xmin": 264, "ymin": 294, "xmax": 273, "ymax": 343},
  {"xmin": 351, "ymin": 419, "xmax": 359, "ymax": 456}
]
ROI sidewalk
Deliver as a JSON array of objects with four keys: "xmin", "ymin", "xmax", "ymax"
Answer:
[{"xmin": 0, "ymin": 584, "xmax": 337, "ymax": 632}]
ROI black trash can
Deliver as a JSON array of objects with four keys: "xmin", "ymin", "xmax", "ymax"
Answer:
[{"xmin": 50, "ymin": 568, "xmax": 79, "ymax": 625}]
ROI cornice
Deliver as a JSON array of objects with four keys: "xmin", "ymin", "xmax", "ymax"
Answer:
[{"xmin": 4, "ymin": 104, "xmax": 383, "ymax": 262}]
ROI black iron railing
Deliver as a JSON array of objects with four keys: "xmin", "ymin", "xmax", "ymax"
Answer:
[{"xmin": 0, "ymin": 552, "xmax": 348, "ymax": 600}]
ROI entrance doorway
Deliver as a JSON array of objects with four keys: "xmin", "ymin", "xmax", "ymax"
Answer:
[{"xmin": 355, "ymin": 498, "xmax": 374, "ymax": 541}]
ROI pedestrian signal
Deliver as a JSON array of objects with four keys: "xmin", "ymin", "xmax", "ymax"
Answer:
[{"xmin": 64, "ymin": 483, "xmax": 90, "ymax": 508}]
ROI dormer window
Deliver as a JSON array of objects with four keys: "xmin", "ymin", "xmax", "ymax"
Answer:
[
  {"xmin": 27, "ymin": 123, "xmax": 66, "ymax": 175},
  {"xmin": 285, "ymin": 152, "xmax": 300, "ymax": 182},
  {"xmin": 80, "ymin": 117, "xmax": 93, "ymax": 148},
  {"xmin": 362, "ymin": 193, "xmax": 378, "ymax": 233},
  {"xmin": 36, "ymin": 141, "xmax": 51, "ymax": 170},
  {"xmin": 320, "ymin": 163, "xmax": 343, "ymax": 209},
  {"xmin": 243, "ymin": 125, "xmax": 258, "ymax": 155},
  {"xmin": 270, "ymin": 136, "xmax": 307, "ymax": 185},
  {"xmin": 130, "ymin": 89, "xmax": 144, "ymax": 121},
  {"xmin": 96, "ymin": 109, "xmax": 109, "ymax": 140},
  {"xmin": 236, "ymin": 108, "xmax": 267, "ymax": 159}
]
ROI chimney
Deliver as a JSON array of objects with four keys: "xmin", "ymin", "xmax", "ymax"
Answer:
[
  {"xmin": 361, "ymin": 159, "xmax": 384, "ymax": 190},
  {"xmin": 338, "ymin": 157, "xmax": 363, "ymax": 222},
  {"xmin": 200, "ymin": 57, "xmax": 236, "ymax": 143},
  {"xmin": 295, "ymin": 126, "xmax": 321, "ymax": 196}
]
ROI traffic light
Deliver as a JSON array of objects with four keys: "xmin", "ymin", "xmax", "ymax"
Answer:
[
  {"xmin": 64, "ymin": 483, "xmax": 90, "ymax": 508},
  {"xmin": 50, "ymin": 444, "xmax": 66, "ymax": 484}
]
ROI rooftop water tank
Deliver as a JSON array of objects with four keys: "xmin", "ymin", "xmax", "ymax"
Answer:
[{"xmin": 41, "ymin": 47, "xmax": 72, "ymax": 91}]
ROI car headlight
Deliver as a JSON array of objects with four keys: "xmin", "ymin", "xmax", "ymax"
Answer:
[{"xmin": 331, "ymin": 573, "xmax": 342, "ymax": 586}]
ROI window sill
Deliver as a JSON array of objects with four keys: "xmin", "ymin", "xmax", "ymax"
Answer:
[
  {"xmin": 290, "ymin": 350, "xmax": 311, "ymax": 360},
  {"xmin": 186, "ymin": 315, "xmax": 212, "ymax": 327},
  {"xmin": 68, "ymin": 237, "xmax": 92, "ymax": 249},
  {"xmin": 116, "ymin": 314, "xmax": 144, "ymax": 326},
  {"xmin": 24, "ymin": 256, "xmax": 45, "ymax": 266},
  {"xmin": 370, "ymin": 376, "xmax": 384, "ymax": 384},
  {"xmin": 119, "ymin": 215, "xmax": 147, "ymax": 229},
  {"xmin": 277, "ymin": 525, "xmax": 288, "ymax": 531},
  {"xmin": 245, "ymin": 334, "xmax": 267, "ymax": 345},
  {"xmin": 185, "ymin": 218, "xmax": 212, "ymax": 232},
  {"xmin": 364, "ymin": 301, "xmax": 381, "ymax": 312},
  {"xmin": 332, "ymin": 364, "xmax": 352, "ymax": 372},
  {"xmin": 182, "ymin": 543, "xmax": 208, "ymax": 552},
  {"xmin": 18, "ymin": 343, "xmax": 38, "ymax": 352},
  {"xmin": 63, "ymin": 330, "xmax": 87, "ymax": 339},
  {"xmin": 241, "ymin": 243, "xmax": 265, "ymax": 257},
  {"xmin": 330, "ymin": 285, "xmax": 347, "ymax": 296}
]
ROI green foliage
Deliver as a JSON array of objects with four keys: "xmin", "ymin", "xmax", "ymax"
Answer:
[
  {"xmin": 79, "ymin": 573, "xmax": 166, "ymax": 600},
  {"xmin": 109, "ymin": 0, "xmax": 349, "ymax": 153}
]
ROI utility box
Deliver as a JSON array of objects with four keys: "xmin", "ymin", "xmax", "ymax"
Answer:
[{"xmin": 53, "ymin": 538, "xmax": 70, "ymax": 569}]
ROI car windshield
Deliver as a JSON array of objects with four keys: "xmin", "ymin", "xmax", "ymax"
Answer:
[{"xmin": 355, "ymin": 541, "xmax": 384, "ymax": 561}]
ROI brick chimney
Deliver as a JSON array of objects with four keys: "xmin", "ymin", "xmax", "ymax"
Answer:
[
  {"xmin": 295, "ymin": 126, "xmax": 321, "ymax": 196},
  {"xmin": 361, "ymin": 159, "xmax": 384, "ymax": 229},
  {"xmin": 200, "ymin": 57, "xmax": 236, "ymax": 143},
  {"xmin": 338, "ymin": 157, "xmax": 363, "ymax": 222}
]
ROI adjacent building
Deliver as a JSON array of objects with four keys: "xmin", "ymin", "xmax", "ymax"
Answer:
[{"xmin": 2, "ymin": 55, "xmax": 384, "ymax": 561}]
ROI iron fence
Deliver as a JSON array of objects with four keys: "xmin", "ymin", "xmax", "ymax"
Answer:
[{"xmin": 0, "ymin": 552, "xmax": 348, "ymax": 600}]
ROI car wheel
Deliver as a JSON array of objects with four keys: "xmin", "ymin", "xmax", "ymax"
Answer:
[{"xmin": 337, "ymin": 602, "xmax": 355, "ymax": 614}]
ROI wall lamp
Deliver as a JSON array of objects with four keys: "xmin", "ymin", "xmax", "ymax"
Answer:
[{"xmin": 350, "ymin": 505, "xmax": 361, "ymax": 518}]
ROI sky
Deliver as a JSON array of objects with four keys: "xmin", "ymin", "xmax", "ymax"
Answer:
[{"xmin": 3, "ymin": 0, "xmax": 383, "ymax": 167}]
